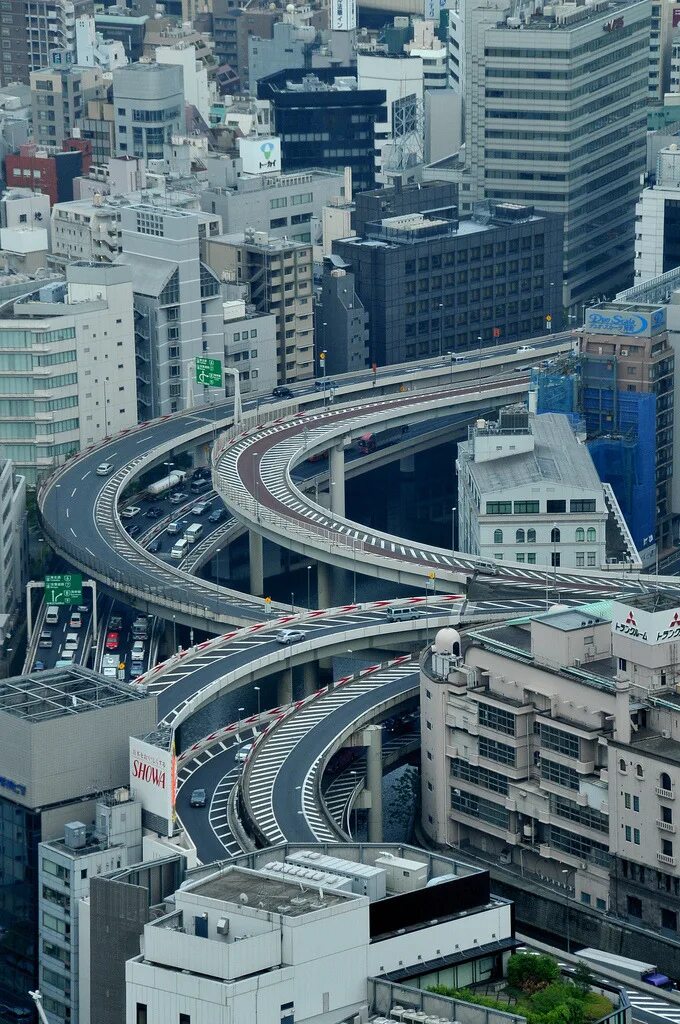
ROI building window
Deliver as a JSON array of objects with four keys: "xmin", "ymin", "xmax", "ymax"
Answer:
[
  {"xmin": 575, "ymin": 528, "xmax": 585, "ymax": 543},
  {"xmin": 619, "ymin": 758, "xmax": 627, "ymax": 773},
  {"xmin": 479, "ymin": 735, "xmax": 516, "ymax": 766},
  {"xmin": 547, "ymin": 500, "xmax": 566, "ymax": 514},
  {"xmin": 661, "ymin": 772, "xmax": 672, "ymax": 791},
  {"xmin": 627, "ymin": 895, "xmax": 642, "ymax": 918},
  {"xmin": 636, "ymin": 764, "xmax": 644, "ymax": 779},
  {"xmin": 541, "ymin": 758, "xmax": 579, "ymax": 791},
  {"xmin": 662, "ymin": 908, "xmax": 678, "ymax": 931},
  {"xmin": 587, "ymin": 552, "xmax": 596, "ymax": 566},
  {"xmin": 527, "ymin": 528, "xmax": 536, "ymax": 543},
  {"xmin": 662, "ymin": 805, "xmax": 673, "ymax": 824},
  {"xmin": 587, "ymin": 527, "xmax": 596, "ymax": 542},
  {"xmin": 662, "ymin": 839, "xmax": 674, "ymax": 858},
  {"xmin": 136, "ymin": 1005, "xmax": 147, "ymax": 1024},
  {"xmin": 180, "ymin": 1015, "xmax": 191, "ymax": 1024},
  {"xmin": 633, "ymin": 795, "xmax": 640, "ymax": 812},
  {"xmin": 479, "ymin": 703, "xmax": 516, "ymax": 736},
  {"xmin": 514, "ymin": 500, "xmax": 539, "ymax": 514},
  {"xmin": 576, "ymin": 553, "xmax": 584, "ymax": 567},
  {"xmin": 516, "ymin": 528, "xmax": 525, "ymax": 543},
  {"xmin": 550, "ymin": 526, "xmax": 561, "ymax": 543},
  {"xmin": 634, "ymin": 828, "xmax": 640, "ymax": 845},
  {"xmin": 493, "ymin": 529, "xmax": 503, "ymax": 544},
  {"xmin": 540, "ymin": 723, "xmax": 579, "ymax": 759},
  {"xmin": 625, "ymin": 793, "xmax": 631, "ymax": 809},
  {"xmin": 486, "ymin": 501, "xmax": 511, "ymax": 514},
  {"xmin": 571, "ymin": 499, "xmax": 596, "ymax": 512},
  {"xmin": 581, "ymin": 892, "xmax": 591, "ymax": 905},
  {"xmin": 527, "ymin": 553, "xmax": 536, "ymax": 564},
  {"xmin": 451, "ymin": 788, "xmax": 510, "ymax": 829},
  {"xmin": 625, "ymin": 825, "xmax": 632, "ymax": 842},
  {"xmin": 516, "ymin": 553, "xmax": 525, "ymax": 562}
]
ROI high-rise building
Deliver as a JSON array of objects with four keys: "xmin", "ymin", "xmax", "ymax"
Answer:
[
  {"xmin": 0, "ymin": 0, "xmax": 93, "ymax": 89},
  {"xmin": 205, "ymin": 230, "xmax": 314, "ymax": 383},
  {"xmin": 31, "ymin": 64, "xmax": 103, "ymax": 149},
  {"xmin": 117, "ymin": 203, "xmax": 225, "ymax": 416},
  {"xmin": 459, "ymin": 0, "xmax": 650, "ymax": 308},
  {"xmin": 334, "ymin": 194, "xmax": 563, "ymax": 367},
  {"xmin": 357, "ymin": 53, "xmax": 425, "ymax": 185},
  {"xmin": 258, "ymin": 67, "xmax": 387, "ymax": 195},
  {"xmin": 112, "ymin": 62, "xmax": 184, "ymax": 162},
  {"xmin": 0, "ymin": 665, "xmax": 156, "ymax": 1012},
  {"xmin": 315, "ymin": 255, "xmax": 369, "ymax": 376},
  {"xmin": 0, "ymin": 459, "xmax": 27, "ymax": 629},
  {"xmin": 634, "ymin": 145, "xmax": 680, "ymax": 282},
  {"xmin": 0, "ymin": 262, "xmax": 138, "ymax": 484}
]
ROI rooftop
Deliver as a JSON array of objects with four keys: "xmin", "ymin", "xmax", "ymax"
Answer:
[
  {"xmin": 497, "ymin": 0, "xmax": 646, "ymax": 33},
  {"xmin": 0, "ymin": 666, "xmax": 148, "ymax": 724},
  {"xmin": 532, "ymin": 608, "xmax": 609, "ymax": 632},
  {"xmin": 187, "ymin": 865, "xmax": 354, "ymax": 916},
  {"xmin": 461, "ymin": 412, "xmax": 603, "ymax": 493},
  {"xmin": 627, "ymin": 591, "xmax": 680, "ymax": 614}
]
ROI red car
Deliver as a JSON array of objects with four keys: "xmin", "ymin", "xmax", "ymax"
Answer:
[{"xmin": 105, "ymin": 631, "xmax": 119, "ymax": 651}]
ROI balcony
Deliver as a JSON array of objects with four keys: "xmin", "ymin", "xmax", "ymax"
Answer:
[
  {"xmin": 656, "ymin": 786, "xmax": 674, "ymax": 799},
  {"xmin": 657, "ymin": 819, "xmax": 676, "ymax": 833},
  {"xmin": 657, "ymin": 852, "xmax": 677, "ymax": 867}
]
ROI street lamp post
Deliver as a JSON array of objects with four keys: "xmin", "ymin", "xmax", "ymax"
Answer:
[
  {"xmin": 562, "ymin": 869, "xmax": 571, "ymax": 952},
  {"xmin": 290, "ymin": 591, "xmax": 295, "ymax": 613},
  {"xmin": 306, "ymin": 565, "xmax": 312, "ymax": 609},
  {"xmin": 438, "ymin": 302, "xmax": 444, "ymax": 357},
  {"xmin": 451, "ymin": 506, "xmax": 457, "ymax": 553},
  {"xmin": 254, "ymin": 685, "xmax": 261, "ymax": 715},
  {"xmin": 320, "ymin": 345, "xmax": 328, "ymax": 406},
  {"xmin": 215, "ymin": 548, "xmax": 221, "ymax": 589}
]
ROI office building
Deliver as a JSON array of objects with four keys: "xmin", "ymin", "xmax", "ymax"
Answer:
[
  {"xmin": 315, "ymin": 255, "xmax": 369, "ymax": 376},
  {"xmin": 0, "ymin": 459, "xmax": 27, "ymax": 631},
  {"xmin": 459, "ymin": 0, "xmax": 650, "ymax": 308},
  {"xmin": 357, "ymin": 53, "xmax": 425, "ymax": 184},
  {"xmin": 201, "ymin": 165, "xmax": 345, "ymax": 246},
  {"xmin": 206, "ymin": 230, "xmax": 314, "ymax": 383},
  {"xmin": 579, "ymin": 302, "xmax": 675, "ymax": 553},
  {"xmin": 649, "ymin": 0, "xmax": 680, "ymax": 99},
  {"xmin": 421, "ymin": 594, "xmax": 680, "ymax": 936},
  {"xmin": 248, "ymin": 21, "xmax": 313, "ymax": 96},
  {"xmin": 0, "ymin": 0, "xmax": 93, "ymax": 89},
  {"xmin": 0, "ymin": 188, "xmax": 51, "ymax": 275},
  {"xmin": 39, "ymin": 791, "xmax": 143, "ymax": 1024},
  {"xmin": 94, "ymin": 9, "xmax": 148, "ymax": 63},
  {"xmin": 0, "ymin": 665, "xmax": 156, "ymax": 1011},
  {"xmin": 223, "ymin": 300, "xmax": 277, "ymax": 398},
  {"xmin": 0, "ymin": 262, "xmax": 137, "ymax": 484},
  {"xmin": 156, "ymin": 43, "xmax": 210, "ymax": 123},
  {"xmin": 5, "ymin": 143, "xmax": 91, "ymax": 207},
  {"xmin": 211, "ymin": 0, "xmax": 242, "ymax": 73},
  {"xmin": 126, "ymin": 843, "xmax": 514, "ymax": 1023},
  {"xmin": 112, "ymin": 62, "xmax": 184, "ymax": 162},
  {"xmin": 74, "ymin": 12, "xmax": 127, "ymax": 71},
  {"xmin": 117, "ymin": 203, "xmax": 224, "ymax": 416},
  {"xmin": 635, "ymin": 145, "xmax": 680, "ymax": 283},
  {"xmin": 456, "ymin": 407, "xmax": 610, "ymax": 568},
  {"xmin": 334, "ymin": 195, "xmax": 563, "ymax": 367},
  {"xmin": 30, "ymin": 64, "xmax": 103, "ymax": 149},
  {"xmin": 258, "ymin": 67, "xmax": 387, "ymax": 194}
]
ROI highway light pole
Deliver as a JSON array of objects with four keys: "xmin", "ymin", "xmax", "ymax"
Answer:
[
  {"xmin": 451, "ymin": 506, "xmax": 457, "ymax": 553},
  {"xmin": 306, "ymin": 564, "xmax": 312, "ymax": 609},
  {"xmin": 254, "ymin": 685, "xmax": 261, "ymax": 715},
  {"xmin": 438, "ymin": 302, "xmax": 444, "ymax": 357}
]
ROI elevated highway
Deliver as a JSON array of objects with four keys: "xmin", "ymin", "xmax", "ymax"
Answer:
[{"xmin": 38, "ymin": 338, "xmax": 574, "ymax": 630}]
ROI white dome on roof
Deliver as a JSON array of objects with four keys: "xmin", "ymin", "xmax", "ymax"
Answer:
[{"xmin": 433, "ymin": 627, "xmax": 461, "ymax": 655}]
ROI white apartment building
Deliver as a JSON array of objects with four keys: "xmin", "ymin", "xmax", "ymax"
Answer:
[
  {"xmin": 156, "ymin": 43, "xmax": 210, "ymax": 123},
  {"xmin": 0, "ymin": 458, "xmax": 27, "ymax": 629},
  {"xmin": 0, "ymin": 262, "xmax": 137, "ymax": 484},
  {"xmin": 634, "ymin": 144, "xmax": 680, "ymax": 283},
  {"xmin": 0, "ymin": 188, "xmax": 51, "ymax": 275},
  {"xmin": 421, "ymin": 592, "xmax": 680, "ymax": 934},
  {"xmin": 457, "ymin": 407, "xmax": 608, "ymax": 569},
  {"xmin": 39, "ymin": 792, "xmax": 143, "ymax": 1024},
  {"xmin": 223, "ymin": 300, "xmax": 277, "ymax": 398},
  {"xmin": 126, "ymin": 845, "xmax": 515, "ymax": 1024},
  {"xmin": 357, "ymin": 53, "xmax": 425, "ymax": 183}
]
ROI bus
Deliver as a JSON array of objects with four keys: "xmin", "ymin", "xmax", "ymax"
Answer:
[
  {"xmin": 357, "ymin": 426, "xmax": 408, "ymax": 455},
  {"xmin": 184, "ymin": 523, "xmax": 204, "ymax": 545}
]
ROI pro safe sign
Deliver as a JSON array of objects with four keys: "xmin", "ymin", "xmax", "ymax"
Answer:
[{"xmin": 612, "ymin": 601, "xmax": 680, "ymax": 646}]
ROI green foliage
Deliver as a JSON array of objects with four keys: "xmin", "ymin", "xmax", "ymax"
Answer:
[
  {"xmin": 573, "ymin": 962, "xmax": 595, "ymax": 996},
  {"xmin": 508, "ymin": 953, "xmax": 561, "ymax": 994},
  {"xmin": 428, "ymin": 955, "xmax": 614, "ymax": 1024}
]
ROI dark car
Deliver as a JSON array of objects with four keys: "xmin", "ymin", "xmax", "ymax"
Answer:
[
  {"xmin": 109, "ymin": 615, "xmax": 123, "ymax": 631},
  {"xmin": 272, "ymin": 385, "xmax": 294, "ymax": 399},
  {"xmin": 147, "ymin": 537, "xmax": 162, "ymax": 553},
  {"xmin": 208, "ymin": 508, "xmax": 224, "ymax": 523},
  {"xmin": 190, "ymin": 788, "xmax": 207, "ymax": 808},
  {"xmin": 128, "ymin": 524, "xmax": 141, "ymax": 538},
  {"xmin": 33, "ymin": 660, "xmax": 45, "ymax": 671},
  {"xmin": 144, "ymin": 507, "xmax": 162, "ymax": 519}
]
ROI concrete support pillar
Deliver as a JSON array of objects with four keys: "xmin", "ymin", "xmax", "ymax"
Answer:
[
  {"xmin": 317, "ymin": 561, "xmax": 332, "ymax": 610},
  {"xmin": 249, "ymin": 530, "xmax": 264, "ymax": 596},
  {"xmin": 302, "ymin": 660, "xmax": 317, "ymax": 696},
  {"xmin": 364, "ymin": 725, "xmax": 383, "ymax": 843},
  {"xmin": 277, "ymin": 667, "xmax": 293, "ymax": 705},
  {"xmin": 329, "ymin": 444, "xmax": 345, "ymax": 518},
  {"xmin": 399, "ymin": 453, "xmax": 416, "ymax": 475}
]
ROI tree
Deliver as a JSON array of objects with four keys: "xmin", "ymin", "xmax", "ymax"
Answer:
[
  {"xmin": 508, "ymin": 953, "xmax": 561, "ymax": 994},
  {"xmin": 573, "ymin": 962, "xmax": 594, "ymax": 996}
]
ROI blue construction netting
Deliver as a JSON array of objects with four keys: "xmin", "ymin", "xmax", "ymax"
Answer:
[
  {"xmin": 587, "ymin": 391, "xmax": 656, "ymax": 550},
  {"xmin": 531, "ymin": 371, "xmax": 578, "ymax": 416}
]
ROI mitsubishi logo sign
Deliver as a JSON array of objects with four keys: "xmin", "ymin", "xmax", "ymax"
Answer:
[{"xmin": 625, "ymin": 611, "xmax": 637, "ymax": 626}]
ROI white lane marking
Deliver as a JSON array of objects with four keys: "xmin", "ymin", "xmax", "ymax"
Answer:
[
  {"xmin": 66, "ymin": 508, "xmax": 70, "ymax": 518},
  {"xmin": 81, "ymin": 470, "xmax": 90, "ymax": 480},
  {"xmin": 70, "ymin": 527, "xmax": 76, "ymax": 537},
  {"xmin": 71, "ymin": 487, "xmax": 77, "ymax": 498}
]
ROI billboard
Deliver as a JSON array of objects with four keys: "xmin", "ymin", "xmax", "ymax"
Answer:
[
  {"xmin": 584, "ymin": 306, "xmax": 666, "ymax": 337},
  {"xmin": 331, "ymin": 0, "xmax": 357, "ymax": 31},
  {"xmin": 612, "ymin": 600, "xmax": 680, "ymax": 647},
  {"xmin": 129, "ymin": 736, "xmax": 176, "ymax": 837},
  {"xmin": 239, "ymin": 137, "xmax": 281, "ymax": 176}
]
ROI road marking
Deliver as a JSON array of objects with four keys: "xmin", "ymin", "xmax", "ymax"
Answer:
[
  {"xmin": 71, "ymin": 487, "xmax": 77, "ymax": 498},
  {"xmin": 70, "ymin": 527, "xmax": 76, "ymax": 537},
  {"xmin": 81, "ymin": 471, "xmax": 90, "ymax": 480},
  {"xmin": 66, "ymin": 508, "xmax": 70, "ymax": 518}
]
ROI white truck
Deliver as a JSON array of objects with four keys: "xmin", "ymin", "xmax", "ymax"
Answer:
[
  {"xmin": 147, "ymin": 469, "xmax": 187, "ymax": 497},
  {"xmin": 575, "ymin": 948, "xmax": 673, "ymax": 989}
]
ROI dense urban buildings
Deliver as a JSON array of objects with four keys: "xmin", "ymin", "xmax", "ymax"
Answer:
[
  {"xmin": 334, "ymin": 191, "xmax": 563, "ymax": 366},
  {"xmin": 112, "ymin": 62, "xmax": 184, "ymax": 162},
  {"xmin": 0, "ymin": 0, "xmax": 93, "ymax": 89},
  {"xmin": 635, "ymin": 144, "xmax": 680, "ymax": 282}
]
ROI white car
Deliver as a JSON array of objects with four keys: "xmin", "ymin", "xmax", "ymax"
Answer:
[
  {"xmin": 516, "ymin": 345, "xmax": 536, "ymax": 353},
  {"xmin": 64, "ymin": 632, "xmax": 79, "ymax": 652},
  {"xmin": 236, "ymin": 742, "xmax": 253, "ymax": 763},
  {"xmin": 57, "ymin": 650, "xmax": 75, "ymax": 664},
  {"xmin": 96, "ymin": 462, "xmax": 114, "ymax": 476},
  {"xmin": 275, "ymin": 628, "xmax": 306, "ymax": 645},
  {"xmin": 120, "ymin": 506, "xmax": 141, "ymax": 519}
]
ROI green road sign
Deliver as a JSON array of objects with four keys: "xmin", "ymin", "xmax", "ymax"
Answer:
[
  {"xmin": 44, "ymin": 573, "xmax": 82, "ymax": 606},
  {"xmin": 195, "ymin": 357, "xmax": 223, "ymax": 388}
]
